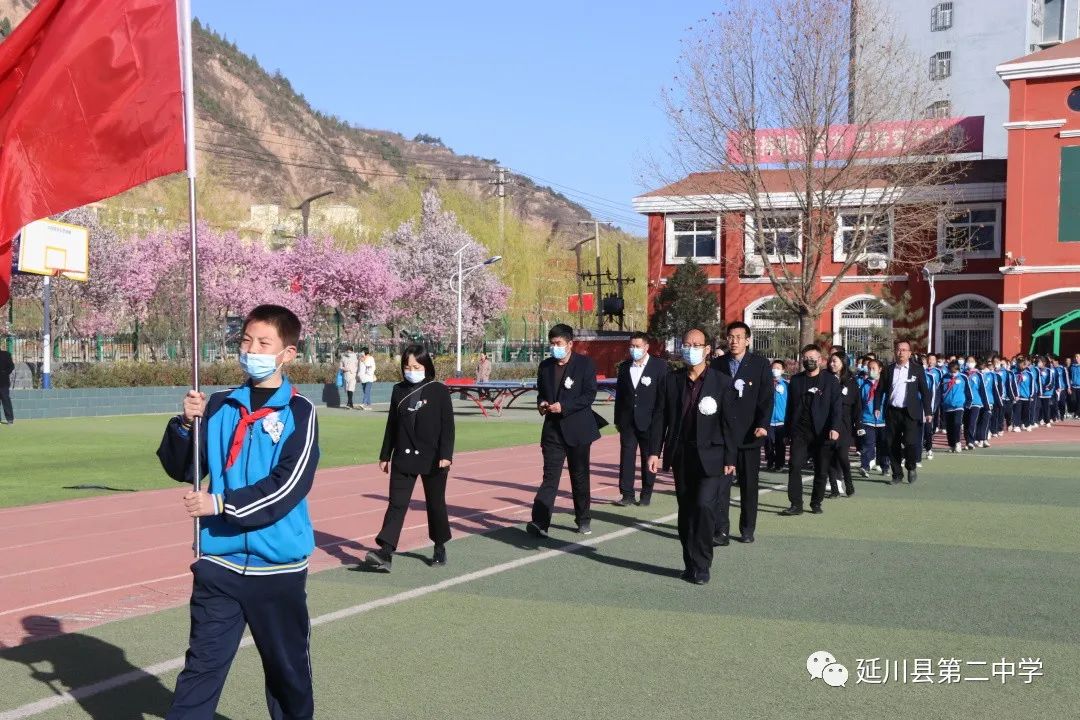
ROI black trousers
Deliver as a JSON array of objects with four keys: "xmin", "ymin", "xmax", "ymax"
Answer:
[
  {"xmin": 717, "ymin": 446, "xmax": 760, "ymax": 538},
  {"xmin": 827, "ymin": 433, "xmax": 854, "ymax": 495},
  {"xmin": 376, "ymin": 466, "xmax": 451, "ymax": 552},
  {"xmin": 886, "ymin": 406, "xmax": 920, "ymax": 474},
  {"xmin": 673, "ymin": 446, "xmax": 731, "ymax": 574},
  {"xmin": 532, "ymin": 420, "xmax": 591, "ymax": 530},
  {"xmin": 168, "ymin": 560, "xmax": 312, "ymax": 720},
  {"xmin": 618, "ymin": 426, "xmax": 655, "ymax": 498},
  {"xmin": 787, "ymin": 430, "xmax": 830, "ymax": 509},
  {"xmin": 765, "ymin": 425, "xmax": 787, "ymax": 469},
  {"xmin": 0, "ymin": 387, "xmax": 12, "ymax": 422},
  {"xmin": 945, "ymin": 409, "xmax": 964, "ymax": 448}
]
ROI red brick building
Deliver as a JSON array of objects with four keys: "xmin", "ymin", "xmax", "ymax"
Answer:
[{"xmin": 634, "ymin": 40, "xmax": 1080, "ymax": 359}]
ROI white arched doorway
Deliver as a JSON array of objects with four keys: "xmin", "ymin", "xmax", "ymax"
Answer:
[
  {"xmin": 936, "ymin": 294, "xmax": 999, "ymax": 357},
  {"xmin": 832, "ymin": 294, "xmax": 892, "ymax": 356},
  {"xmin": 1023, "ymin": 290, "xmax": 1080, "ymax": 356},
  {"xmin": 744, "ymin": 295, "xmax": 798, "ymax": 359}
]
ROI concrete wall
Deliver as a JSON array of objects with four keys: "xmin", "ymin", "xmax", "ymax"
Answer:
[{"xmin": 7, "ymin": 383, "xmax": 396, "ymax": 420}]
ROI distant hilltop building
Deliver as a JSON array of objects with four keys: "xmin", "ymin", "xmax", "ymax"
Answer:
[
  {"xmin": 86, "ymin": 202, "xmax": 169, "ymax": 233},
  {"xmin": 239, "ymin": 203, "xmax": 363, "ymax": 242}
]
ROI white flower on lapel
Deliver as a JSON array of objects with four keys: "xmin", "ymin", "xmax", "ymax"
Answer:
[
  {"xmin": 698, "ymin": 396, "xmax": 718, "ymax": 416},
  {"xmin": 261, "ymin": 412, "xmax": 284, "ymax": 443},
  {"xmin": 564, "ymin": 376, "xmax": 574, "ymax": 390},
  {"xmin": 640, "ymin": 376, "xmax": 652, "ymax": 387},
  {"xmin": 808, "ymin": 387, "xmax": 820, "ymax": 395},
  {"xmin": 734, "ymin": 379, "xmax": 745, "ymax": 397}
]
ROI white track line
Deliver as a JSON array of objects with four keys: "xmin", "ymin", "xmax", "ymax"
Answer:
[{"xmin": 0, "ymin": 479, "xmax": 791, "ymax": 720}]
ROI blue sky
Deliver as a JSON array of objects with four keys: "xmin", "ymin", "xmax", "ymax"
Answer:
[{"xmin": 191, "ymin": 1, "xmax": 721, "ymax": 234}]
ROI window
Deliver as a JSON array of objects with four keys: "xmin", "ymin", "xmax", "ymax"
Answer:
[
  {"xmin": 665, "ymin": 216, "xmax": 718, "ymax": 264},
  {"xmin": 940, "ymin": 298, "xmax": 995, "ymax": 357},
  {"xmin": 1059, "ymin": 146, "xmax": 1080, "ymax": 242},
  {"xmin": 1042, "ymin": 0, "xmax": 1064, "ymax": 43},
  {"xmin": 1069, "ymin": 88, "xmax": 1080, "ymax": 112},
  {"xmin": 925, "ymin": 100, "xmax": 952, "ymax": 119},
  {"xmin": 748, "ymin": 213, "xmax": 802, "ymax": 263},
  {"xmin": 1032, "ymin": 0, "xmax": 1044, "ymax": 25},
  {"xmin": 931, "ymin": 2, "xmax": 953, "ymax": 31},
  {"xmin": 834, "ymin": 212, "xmax": 891, "ymax": 262},
  {"xmin": 929, "ymin": 51, "xmax": 952, "ymax": 80},
  {"xmin": 940, "ymin": 204, "xmax": 1001, "ymax": 258},
  {"xmin": 837, "ymin": 298, "xmax": 892, "ymax": 356},
  {"xmin": 746, "ymin": 297, "xmax": 799, "ymax": 360}
]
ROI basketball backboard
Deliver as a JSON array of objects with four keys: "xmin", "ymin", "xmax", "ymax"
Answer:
[{"xmin": 17, "ymin": 218, "xmax": 89, "ymax": 281}]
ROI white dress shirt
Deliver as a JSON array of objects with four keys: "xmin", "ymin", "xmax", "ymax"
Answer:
[
  {"xmin": 629, "ymin": 360, "xmax": 646, "ymax": 388},
  {"xmin": 890, "ymin": 363, "xmax": 911, "ymax": 408}
]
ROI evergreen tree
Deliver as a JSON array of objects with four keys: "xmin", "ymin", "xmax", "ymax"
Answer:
[{"xmin": 648, "ymin": 259, "xmax": 722, "ymax": 346}]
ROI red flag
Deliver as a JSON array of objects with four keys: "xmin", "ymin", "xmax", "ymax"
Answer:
[{"xmin": 0, "ymin": 0, "xmax": 186, "ymax": 305}]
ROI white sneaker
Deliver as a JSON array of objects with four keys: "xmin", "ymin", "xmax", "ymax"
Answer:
[
  {"xmin": 953, "ymin": 444, "xmax": 962, "ymax": 453},
  {"xmin": 1026, "ymin": 426, "xmax": 1034, "ymax": 432},
  {"xmin": 916, "ymin": 462, "xmax": 923, "ymax": 468},
  {"xmin": 984, "ymin": 441, "xmax": 991, "ymax": 448},
  {"xmin": 926, "ymin": 450, "xmax": 934, "ymax": 459}
]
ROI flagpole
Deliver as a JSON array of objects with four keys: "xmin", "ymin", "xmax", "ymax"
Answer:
[{"xmin": 179, "ymin": 0, "xmax": 202, "ymax": 558}]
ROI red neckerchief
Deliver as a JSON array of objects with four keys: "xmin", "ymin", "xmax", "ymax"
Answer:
[
  {"xmin": 868, "ymin": 379, "xmax": 878, "ymax": 402},
  {"xmin": 224, "ymin": 386, "xmax": 298, "ymax": 470},
  {"xmin": 945, "ymin": 375, "xmax": 958, "ymax": 392}
]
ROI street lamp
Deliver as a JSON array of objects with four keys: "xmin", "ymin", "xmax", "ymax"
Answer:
[
  {"xmin": 294, "ymin": 190, "xmax": 334, "ymax": 237},
  {"xmin": 453, "ymin": 245, "xmax": 502, "ymax": 376},
  {"xmin": 923, "ymin": 260, "xmax": 945, "ymax": 353}
]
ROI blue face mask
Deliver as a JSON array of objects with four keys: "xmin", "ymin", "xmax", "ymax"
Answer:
[
  {"xmin": 239, "ymin": 351, "xmax": 282, "ymax": 381},
  {"xmin": 550, "ymin": 345, "xmax": 568, "ymax": 361},
  {"xmin": 629, "ymin": 347, "xmax": 646, "ymax": 361},
  {"xmin": 681, "ymin": 346, "xmax": 705, "ymax": 366},
  {"xmin": 404, "ymin": 370, "xmax": 426, "ymax": 384}
]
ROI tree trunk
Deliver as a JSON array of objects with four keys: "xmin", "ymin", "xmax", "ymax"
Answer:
[{"xmin": 798, "ymin": 311, "xmax": 817, "ymax": 349}]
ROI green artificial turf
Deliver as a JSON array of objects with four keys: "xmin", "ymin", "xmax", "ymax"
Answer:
[{"xmin": 2, "ymin": 441, "xmax": 1077, "ymax": 719}]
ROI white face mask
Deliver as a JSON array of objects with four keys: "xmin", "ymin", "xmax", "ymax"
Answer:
[
  {"xmin": 771, "ymin": 368, "xmax": 783, "ymax": 378},
  {"xmin": 629, "ymin": 346, "xmax": 646, "ymax": 362},
  {"xmin": 404, "ymin": 370, "xmax": 426, "ymax": 384}
]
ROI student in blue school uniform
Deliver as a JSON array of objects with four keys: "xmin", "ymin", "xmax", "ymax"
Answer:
[
  {"xmin": 1037, "ymin": 357, "xmax": 1055, "ymax": 426},
  {"xmin": 1069, "ymin": 354, "xmax": 1080, "ymax": 417},
  {"xmin": 157, "ymin": 304, "xmax": 320, "ymax": 720},
  {"xmin": 856, "ymin": 358, "xmax": 888, "ymax": 478},
  {"xmin": 994, "ymin": 357, "xmax": 1015, "ymax": 435},
  {"xmin": 1052, "ymin": 357, "xmax": 1067, "ymax": 421},
  {"xmin": 765, "ymin": 359, "xmax": 789, "ymax": 472},
  {"xmin": 975, "ymin": 361, "xmax": 999, "ymax": 447},
  {"xmin": 918, "ymin": 356, "xmax": 941, "ymax": 462},
  {"xmin": 940, "ymin": 360, "xmax": 972, "ymax": 452},
  {"xmin": 963, "ymin": 356, "xmax": 985, "ymax": 450},
  {"xmin": 1014, "ymin": 357, "xmax": 1036, "ymax": 431}
]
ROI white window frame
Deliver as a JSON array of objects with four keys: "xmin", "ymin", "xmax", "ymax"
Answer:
[
  {"xmin": 931, "ymin": 2, "xmax": 953, "ymax": 31},
  {"xmin": 929, "ymin": 51, "xmax": 952, "ymax": 80},
  {"xmin": 744, "ymin": 211, "xmax": 803, "ymax": 264},
  {"xmin": 925, "ymin": 100, "xmax": 952, "ymax": 119},
  {"xmin": 832, "ymin": 209, "xmax": 894, "ymax": 263},
  {"xmin": 664, "ymin": 214, "xmax": 720, "ymax": 265},
  {"xmin": 938, "ymin": 202, "xmax": 1002, "ymax": 260}
]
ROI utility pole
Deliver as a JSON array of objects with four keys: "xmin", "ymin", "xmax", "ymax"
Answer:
[
  {"xmin": 489, "ymin": 166, "xmax": 509, "ymax": 252},
  {"xmin": 617, "ymin": 243, "xmax": 625, "ymax": 332},
  {"xmin": 294, "ymin": 189, "xmax": 334, "ymax": 237},
  {"xmin": 577, "ymin": 220, "xmax": 602, "ymax": 332}
]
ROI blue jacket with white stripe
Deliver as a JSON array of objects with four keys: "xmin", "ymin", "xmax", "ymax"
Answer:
[{"xmin": 158, "ymin": 378, "xmax": 319, "ymax": 574}]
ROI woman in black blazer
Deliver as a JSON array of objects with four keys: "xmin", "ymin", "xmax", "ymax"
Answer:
[
  {"xmin": 366, "ymin": 344, "xmax": 455, "ymax": 572},
  {"xmin": 826, "ymin": 352, "xmax": 861, "ymax": 498}
]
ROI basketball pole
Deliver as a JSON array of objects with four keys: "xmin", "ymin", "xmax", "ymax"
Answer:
[
  {"xmin": 180, "ymin": 0, "xmax": 202, "ymax": 558},
  {"xmin": 41, "ymin": 274, "xmax": 51, "ymax": 389}
]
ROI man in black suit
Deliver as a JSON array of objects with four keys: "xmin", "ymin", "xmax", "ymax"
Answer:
[
  {"xmin": 779, "ymin": 345, "xmax": 841, "ymax": 516},
  {"xmin": 0, "ymin": 347, "xmax": 13, "ymax": 425},
  {"xmin": 614, "ymin": 332, "xmax": 668, "ymax": 506},
  {"xmin": 874, "ymin": 339, "xmax": 933, "ymax": 484},
  {"xmin": 527, "ymin": 324, "xmax": 603, "ymax": 538},
  {"xmin": 647, "ymin": 328, "xmax": 737, "ymax": 585},
  {"xmin": 712, "ymin": 321, "xmax": 773, "ymax": 544}
]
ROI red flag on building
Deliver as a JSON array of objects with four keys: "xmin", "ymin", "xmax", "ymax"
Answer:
[{"xmin": 0, "ymin": 0, "xmax": 186, "ymax": 305}]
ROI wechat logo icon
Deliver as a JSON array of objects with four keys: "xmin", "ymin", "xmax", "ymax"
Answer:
[{"xmin": 807, "ymin": 650, "xmax": 848, "ymax": 688}]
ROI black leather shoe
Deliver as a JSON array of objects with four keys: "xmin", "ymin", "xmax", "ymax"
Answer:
[
  {"xmin": 735, "ymin": 534, "xmax": 755, "ymax": 543},
  {"xmin": 432, "ymin": 544, "xmax": 447, "ymax": 566},
  {"xmin": 680, "ymin": 568, "xmax": 693, "ymax": 582},
  {"xmin": 810, "ymin": 505, "xmax": 823, "ymax": 514},
  {"xmin": 712, "ymin": 534, "xmax": 730, "ymax": 547},
  {"xmin": 891, "ymin": 475, "xmax": 903, "ymax": 485},
  {"xmin": 638, "ymin": 494, "xmax": 651, "ymax": 507},
  {"xmin": 907, "ymin": 469, "xmax": 918, "ymax": 484},
  {"xmin": 364, "ymin": 549, "xmax": 392, "ymax": 572},
  {"xmin": 693, "ymin": 570, "xmax": 710, "ymax": 585},
  {"xmin": 613, "ymin": 494, "xmax": 634, "ymax": 507},
  {"xmin": 778, "ymin": 506, "xmax": 803, "ymax": 516},
  {"xmin": 825, "ymin": 490, "xmax": 840, "ymax": 499},
  {"xmin": 526, "ymin": 522, "xmax": 549, "ymax": 539}
]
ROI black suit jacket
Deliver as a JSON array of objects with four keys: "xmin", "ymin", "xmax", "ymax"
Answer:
[
  {"xmin": 380, "ymin": 380, "xmax": 455, "ymax": 475},
  {"xmin": 649, "ymin": 367, "xmax": 738, "ymax": 470},
  {"xmin": 614, "ymin": 354, "xmax": 668, "ymax": 434},
  {"xmin": 784, "ymin": 371, "xmax": 842, "ymax": 437},
  {"xmin": 874, "ymin": 362, "xmax": 932, "ymax": 421},
  {"xmin": 836, "ymin": 374, "xmax": 862, "ymax": 440},
  {"xmin": 712, "ymin": 351, "xmax": 774, "ymax": 449},
  {"xmin": 0, "ymin": 350, "xmax": 12, "ymax": 389},
  {"xmin": 537, "ymin": 353, "xmax": 603, "ymax": 447}
]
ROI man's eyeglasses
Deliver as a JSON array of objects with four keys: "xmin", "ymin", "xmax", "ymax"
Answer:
[{"xmin": 681, "ymin": 343, "xmax": 708, "ymax": 350}]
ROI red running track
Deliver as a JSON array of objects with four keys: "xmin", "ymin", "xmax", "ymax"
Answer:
[{"xmin": 0, "ymin": 436, "xmax": 635, "ymax": 647}]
